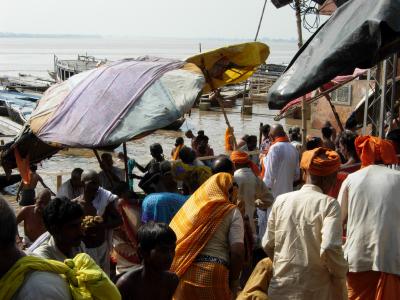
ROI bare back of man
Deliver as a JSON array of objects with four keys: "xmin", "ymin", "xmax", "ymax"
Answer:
[
  {"xmin": 16, "ymin": 205, "xmax": 46, "ymax": 245},
  {"xmin": 74, "ymin": 197, "xmax": 106, "ymax": 248},
  {"xmin": 117, "ymin": 266, "xmax": 178, "ymax": 300}
]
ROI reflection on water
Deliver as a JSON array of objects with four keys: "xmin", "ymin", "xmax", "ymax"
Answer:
[{"xmin": 38, "ymin": 101, "xmax": 284, "ymax": 191}]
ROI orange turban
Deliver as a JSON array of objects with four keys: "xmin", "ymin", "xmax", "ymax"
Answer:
[
  {"xmin": 231, "ymin": 151, "xmax": 260, "ymax": 176},
  {"xmin": 301, "ymin": 147, "xmax": 341, "ymax": 176},
  {"xmin": 355, "ymin": 135, "xmax": 398, "ymax": 168}
]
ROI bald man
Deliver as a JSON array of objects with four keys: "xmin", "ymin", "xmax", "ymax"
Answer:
[
  {"xmin": 211, "ymin": 155, "xmax": 234, "ymax": 175},
  {"xmin": 74, "ymin": 170, "xmax": 122, "ymax": 275},
  {"xmin": 16, "ymin": 189, "xmax": 52, "ymax": 247}
]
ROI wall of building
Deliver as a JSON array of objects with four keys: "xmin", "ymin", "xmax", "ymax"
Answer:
[{"xmin": 285, "ymin": 79, "xmax": 367, "ymax": 137}]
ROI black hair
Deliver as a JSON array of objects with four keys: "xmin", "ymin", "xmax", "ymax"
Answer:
[
  {"xmin": 306, "ymin": 137, "xmax": 323, "ymax": 150},
  {"xmin": 179, "ymin": 146, "xmax": 195, "ymax": 164},
  {"xmin": 30, "ymin": 164, "xmax": 38, "ymax": 172},
  {"xmin": 150, "ymin": 143, "xmax": 163, "ymax": 155},
  {"xmin": 211, "ymin": 155, "xmax": 234, "ymax": 174},
  {"xmin": 387, "ymin": 129, "xmax": 400, "ymax": 154},
  {"xmin": 112, "ymin": 182, "xmax": 130, "ymax": 197},
  {"xmin": 247, "ymin": 135, "xmax": 257, "ymax": 144},
  {"xmin": 138, "ymin": 222, "xmax": 177, "ymax": 253},
  {"xmin": 42, "ymin": 197, "xmax": 84, "ymax": 232},
  {"xmin": 197, "ymin": 130, "xmax": 205, "ymax": 136},
  {"xmin": 321, "ymin": 126, "xmax": 333, "ymax": 139},
  {"xmin": 345, "ymin": 112, "xmax": 358, "ymax": 130},
  {"xmin": 0, "ymin": 197, "xmax": 17, "ymax": 249},
  {"xmin": 175, "ymin": 137, "xmax": 184, "ymax": 146},
  {"xmin": 261, "ymin": 124, "xmax": 270, "ymax": 135},
  {"xmin": 339, "ymin": 130, "xmax": 359, "ymax": 160}
]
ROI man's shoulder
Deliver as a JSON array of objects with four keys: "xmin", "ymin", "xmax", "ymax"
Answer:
[{"xmin": 14, "ymin": 271, "xmax": 71, "ymax": 300}]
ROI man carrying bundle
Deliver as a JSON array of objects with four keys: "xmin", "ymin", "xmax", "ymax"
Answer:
[
  {"xmin": 338, "ymin": 135, "xmax": 400, "ymax": 299},
  {"xmin": 262, "ymin": 147, "xmax": 348, "ymax": 300}
]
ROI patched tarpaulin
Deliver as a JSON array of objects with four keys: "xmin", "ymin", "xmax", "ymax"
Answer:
[{"xmin": 268, "ymin": 0, "xmax": 400, "ymax": 109}]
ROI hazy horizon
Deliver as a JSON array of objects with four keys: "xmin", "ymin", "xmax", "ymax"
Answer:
[{"xmin": 0, "ymin": 0, "xmax": 325, "ymax": 41}]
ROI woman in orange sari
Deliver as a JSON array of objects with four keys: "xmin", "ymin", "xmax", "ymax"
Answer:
[{"xmin": 170, "ymin": 173, "xmax": 245, "ymax": 300}]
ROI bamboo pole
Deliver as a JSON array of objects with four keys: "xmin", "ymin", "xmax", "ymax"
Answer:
[
  {"xmin": 122, "ymin": 142, "xmax": 129, "ymax": 183},
  {"xmin": 322, "ymin": 92, "xmax": 344, "ymax": 132},
  {"xmin": 294, "ymin": 0, "xmax": 307, "ymax": 146}
]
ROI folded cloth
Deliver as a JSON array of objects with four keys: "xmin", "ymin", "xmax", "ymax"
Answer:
[
  {"xmin": 355, "ymin": 135, "xmax": 398, "ymax": 168},
  {"xmin": 0, "ymin": 253, "xmax": 121, "ymax": 300}
]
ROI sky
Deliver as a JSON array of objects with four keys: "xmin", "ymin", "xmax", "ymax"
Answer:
[{"xmin": 0, "ymin": 0, "xmax": 322, "ymax": 40}]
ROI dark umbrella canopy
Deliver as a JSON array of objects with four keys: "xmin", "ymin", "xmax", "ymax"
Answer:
[{"xmin": 267, "ymin": 0, "xmax": 400, "ymax": 109}]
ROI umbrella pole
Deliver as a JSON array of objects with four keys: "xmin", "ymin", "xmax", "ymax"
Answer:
[
  {"xmin": 123, "ymin": 142, "xmax": 129, "ymax": 183},
  {"xmin": 93, "ymin": 149, "xmax": 114, "ymax": 188},
  {"xmin": 323, "ymin": 92, "xmax": 344, "ymax": 132},
  {"xmin": 294, "ymin": 0, "xmax": 307, "ymax": 146},
  {"xmin": 216, "ymin": 95, "xmax": 238, "ymax": 149}
]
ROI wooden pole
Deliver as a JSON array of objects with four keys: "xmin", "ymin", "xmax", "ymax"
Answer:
[
  {"xmin": 56, "ymin": 175, "xmax": 62, "ymax": 192},
  {"xmin": 259, "ymin": 122, "xmax": 264, "ymax": 148},
  {"xmin": 122, "ymin": 142, "xmax": 129, "ymax": 183},
  {"xmin": 254, "ymin": 0, "xmax": 268, "ymax": 41},
  {"xmin": 295, "ymin": 0, "xmax": 307, "ymax": 146},
  {"xmin": 322, "ymin": 92, "xmax": 345, "ymax": 132},
  {"xmin": 201, "ymin": 57, "xmax": 237, "ymax": 148}
]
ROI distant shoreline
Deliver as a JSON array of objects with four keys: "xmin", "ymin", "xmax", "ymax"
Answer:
[
  {"xmin": 0, "ymin": 33, "xmax": 100, "ymax": 39},
  {"xmin": 0, "ymin": 32, "xmax": 296, "ymax": 43}
]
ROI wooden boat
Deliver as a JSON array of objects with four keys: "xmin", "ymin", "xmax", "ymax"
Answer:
[
  {"xmin": 53, "ymin": 54, "xmax": 108, "ymax": 82},
  {"xmin": 0, "ymin": 74, "xmax": 53, "ymax": 93},
  {"xmin": 0, "ymin": 90, "xmax": 40, "ymax": 125}
]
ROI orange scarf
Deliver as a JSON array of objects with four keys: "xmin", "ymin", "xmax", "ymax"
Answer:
[
  {"xmin": 170, "ymin": 173, "xmax": 236, "ymax": 277},
  {"xmin": 230, "ymin": 151, "xmax": 260, "ymax": 177},
  {"xmin": 172, "ymin": 144, "xmax": 183, "ymax": 161},
  {"xmin": 355, "ymin": 135, "xmax": 398, "ymax": 168},
  {"xmin": 14, "ymin": 148, "xmax": 31, "ymax": 185},
  {"xmin": 300, "ymin": 147, "xmax": 341, "ymax": 176},
  {"xmin": 225, "ymin": 127, "xmax": 234, "ymax": 151}
]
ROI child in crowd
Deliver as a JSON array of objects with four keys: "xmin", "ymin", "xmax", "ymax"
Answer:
[{"xmin": 116, "ymin": 222, "xmax": 178, "ymax": 300}]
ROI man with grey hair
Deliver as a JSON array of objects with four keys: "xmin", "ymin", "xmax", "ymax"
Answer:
[
  {"xmin": 0, "ymin": 197, "xmax": 71, "ymax": 299},
  {"xmin": 57, "ymin": 168, "xmax": 84, "ymax": 199}
]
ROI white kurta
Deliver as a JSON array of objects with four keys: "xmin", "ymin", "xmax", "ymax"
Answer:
[
  {"xmin": 338, "ymin": 165, "xmax": 400, "ymax": 275},
  {"xmin": 263, "ymin": 141, "xmax": 300, "ymax": 199},
  {"xmin": 263, "ymin": 184, "xmax": 348, "ymax": 300},
  {"xmin": 233, "ymin": 168, "xmax": 273, "ymax": 242}
]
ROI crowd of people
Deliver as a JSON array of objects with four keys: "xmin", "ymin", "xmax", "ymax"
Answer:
[{"xmin": 1, "ymin": 123, "xmax": 400, "ymax": 300}]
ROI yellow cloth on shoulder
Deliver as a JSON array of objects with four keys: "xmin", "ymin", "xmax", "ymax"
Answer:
[
  {"xmin": 0, "ymin": 253, "xmax": 121, "ymax": 300},
  {"xmin": 170, "ymin": 173, "xmax": 236, "ymax": 277}
]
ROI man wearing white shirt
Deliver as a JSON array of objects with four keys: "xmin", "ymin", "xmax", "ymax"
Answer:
[{"xmin": 260, "ymin": 124, "xmax": 300, "ymax": 238}]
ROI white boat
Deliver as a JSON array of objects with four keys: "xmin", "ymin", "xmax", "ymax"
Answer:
[{"xmin": 51, "ymin": 54, "xmax": 108, "ymax": 82}]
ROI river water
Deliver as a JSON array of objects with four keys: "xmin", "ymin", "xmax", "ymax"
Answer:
[{"xmin": 0, "ymin": 37, "xmax": 297, "ymax": 192}]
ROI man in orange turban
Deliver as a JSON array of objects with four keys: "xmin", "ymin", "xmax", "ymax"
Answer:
[
  {"xmin": 230, "ymin": 151, "xmax": 273, "ymax": 261},
  {"xmin": 262, "ymin": 147, "xmax": 348, "ymax": 300},
  {"xmin": 338, "ymin": 136, "xmax": 400, "ymax": 300},
  {"xmin": 355, "ymin": 135, "xmax": 398, "ymax": 168}
]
